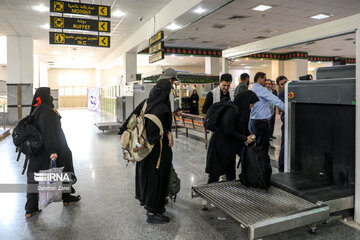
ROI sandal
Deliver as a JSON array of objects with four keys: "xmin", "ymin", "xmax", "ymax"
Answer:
[
  {"xmin": 63, "ymin": 195, "xmax": 81, "ymax": 206},
  {"xmin": 25, "ymin": 209, "xmax": 42, "ymax": 218}
]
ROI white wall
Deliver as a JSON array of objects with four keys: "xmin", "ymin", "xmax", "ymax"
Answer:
[
  {"xmin": 229, "ymin": 67, "xmax": 272, "ymax": 85},
  {"xmin": 284, "ymin": 59, "xmax": 308, "ymax": 81}
]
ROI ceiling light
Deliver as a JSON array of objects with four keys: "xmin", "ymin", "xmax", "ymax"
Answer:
[
  {"xmin": 252, "ymin": 4, "xmax": 272, "ymax": 12},
  {"xmin": 261, "ymin": 64, "xmax": 268, "ymax": 67},
  {"xmin": 33, "ymin": 4, "xmax": 49, "ymax": 12},
  {"xmin": 310, "ymin": 13, "xmax": 330, "ymax": 20},
  {"xmin": 166, "ymin": 23, "xmax": 182, "ymax": 31},
  {"xmin": 194, "ymin": 7, "xmax": 206, "ymax": 14},
  {"xmin": 113, "ymin": 10, "xmax": 125, "ymax": 17},
  {"xmin": 240, "ymin": 64, "xmax": 246, "ymax": 66},
  {"xmin": 244, "ymin": 66, "xmax": 252, "ymax": 69},
  {"xmin": 171, "ymin": 54, "xmax": 176, "ymax": 57},
  {"xmin": 41, "ymin": 24, "xmax": 49, "ymax": 29},
  {"xmin": 190, "ymin": 55, "xmax": 194, "ymax": 58}
]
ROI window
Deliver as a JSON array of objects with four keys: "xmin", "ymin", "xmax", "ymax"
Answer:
[{"xmin": 58, "ymin": 74, "xmax": 88, "ymax": 96}]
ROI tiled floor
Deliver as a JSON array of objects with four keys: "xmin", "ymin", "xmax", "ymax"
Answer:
[{"xmin": 0, "ymin": 109, "xmax": 359, "ymax": 240}]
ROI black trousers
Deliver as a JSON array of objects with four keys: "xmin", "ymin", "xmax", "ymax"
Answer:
[
  {"xmin": 207, "ymin": 156, "xmax": 236, "ymax": 183},
  {"xmin": 250, "ymin": 119, "xmax": 270, "ymax": 155},
  {"xmin": 278, "ymin": 123, "xmax": 285, "ymax": 172}
]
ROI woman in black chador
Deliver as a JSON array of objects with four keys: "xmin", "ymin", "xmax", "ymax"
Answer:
[
  {"xmin": 190, "ymin": 89, "xmax": 199, "ymax": 115},
  {"xmin": 26, "ymin": 87, "xmax": 80, "ymax": 218},
  {"xmin": 119, "ymin": 77, "xmax": 174, "ymax": 224},
  {"xmin": 205, "ymin": 90, "xmax": 259, "ymax": 183}
]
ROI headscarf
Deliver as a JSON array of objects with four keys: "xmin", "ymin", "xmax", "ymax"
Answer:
[
  {"xmin": 233, "ymin": 90, "xmax": 259, "ymax": 129},
  {"xmin": 145, "ymin": 79, "xmax": 172, "ymax": 115},
  {"xmin": 31, "ymin": 87, "xmax": 53, "ymax": 113}
]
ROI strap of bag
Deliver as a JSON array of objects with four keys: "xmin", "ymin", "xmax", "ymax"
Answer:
[
  {"xmin": 144, "ymin": 113, "xmax": 164, "ymax": 169},
  {"xmin": 140, "ymin": 101, "xmax": 148, "ymax": 117},
  {"xmin": 22, "ymin": 155, "xmax": 29, "ymax": 175}
]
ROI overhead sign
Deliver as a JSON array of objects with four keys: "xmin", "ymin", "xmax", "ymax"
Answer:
[
  {"xmin": 149, "ymin": 51, "xmax": 164, "ymax": 64},
  {"xmin": 50, "ymin": 0, "xmax": 111, "ymax": 18},
  {"xmin": 49, "ymin": 32, "xmax": 110, "ymax": 48},
  {"xmin": 50, "ymin": 16, "xmax": 110, "ymax": 32},
  {"xmin": 149, "ymin": 31, "xmax": 164, "ymax": 45},
  {"xmin": 149, "ymin": 41, "xmax": 164, "ymax": 54}
]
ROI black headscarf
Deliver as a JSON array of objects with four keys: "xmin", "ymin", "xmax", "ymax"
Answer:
[
  {"xmin": 233, "ymin": 90, "xmax": 259, "ymax": 132},
  {"xmin": 31, "ymin": 87, "xmax": 54, "ymax": 113},
  {"xmin": 145, "ymin": 79, "xmax": 171, "ymax": 114}
]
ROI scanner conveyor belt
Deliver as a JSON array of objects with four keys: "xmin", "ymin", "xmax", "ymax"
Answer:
[{"xmin": 192, "ymin": 181, "xmax": 329, "ymax": 239}]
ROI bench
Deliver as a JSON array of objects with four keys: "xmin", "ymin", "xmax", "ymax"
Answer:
[{"xmin": 172, "ymin": 112, "xmax": 209, "ymax": 149}]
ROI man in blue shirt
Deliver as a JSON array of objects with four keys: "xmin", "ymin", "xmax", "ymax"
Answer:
[
  {"xmin": 276, "ymin": 75, "xmax": 288, "ymax": 172},
  {"xmin": 250, "ymin": 72, "xmax": 285, "ymax": 155}
]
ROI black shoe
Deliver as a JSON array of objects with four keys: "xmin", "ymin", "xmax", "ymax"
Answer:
[
  {"xmin": 147, "ymin": 213, "xmax": 170, "ymax": 224},
  {"xmin": 146, "ymin": 208, "xmax": 166, "ymax": 216},
  {"xmin": 140, "ymin": 201, "xmax": 145, "ymax": 206},
  {"xmin": 25, "ymin": 209, "xmax": 42, "ymax": 218},
  {"xmin": 63, "ymin": 195, "xmax": 81, "ymax": 206}
]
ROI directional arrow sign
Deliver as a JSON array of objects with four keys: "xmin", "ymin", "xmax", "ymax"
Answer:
[
  {"xmin": 50, "ymin": 0, "xmax": 111, "ymax": 18},
  {"xmin": 50, "ymin": 16, "xmax": 110, "ymax": 32},
  {"xmin": 50, "ymin": 32, "xmax": 110, "ymax": 48}
]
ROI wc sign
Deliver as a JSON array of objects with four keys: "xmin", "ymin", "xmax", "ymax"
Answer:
[{"xmin": 34, "ymin": 172, "xmax": 71, "ymax": 182}]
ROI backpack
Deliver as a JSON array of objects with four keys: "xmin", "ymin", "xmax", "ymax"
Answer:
[
  {"xmin": 120, "ymin": 101, "xmax": 164, "ymax": 169},
  {"xmin": 12, "ymin": 106, "xmax": 43, "ymax": 174},
  {"xmin": 203, "ymin": 101, "xmax": 237, "ymax": 132},
  {"xmin": 167, "ymin": 165, "xmax": 180, "ymax": 202},
  {"xmin": 239, "ymin": 144, "xmax": 272, "ymax": 190}
]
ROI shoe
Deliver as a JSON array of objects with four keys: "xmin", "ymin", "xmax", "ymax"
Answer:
[
  {"xmin": 147, "ymin": 213, "xmax": 170, "ymax": 224},
  {"xmin": 25, "ymin": 209, "xmax": 42, "ymax": 218},
  {"xmin": 146, "ymin": 208, "xmax": 166, "ymax": 216},
  {"xmin": 63, "ymin": 195, "xmax": 81, "ymax": 206}
]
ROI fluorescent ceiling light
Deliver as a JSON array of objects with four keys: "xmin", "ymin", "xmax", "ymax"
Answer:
[
  {"xmin": 252, "ymin": 4, "xmax": 272, "ymax": 12},
  {"xmin": 261, "ymin": 64, "xmax": 268, "ymax": 67},
  {"xmin": 240, "ymin": 64, "xmax": 246, "ymax": 66},
  {"xmin": 41, "ymin": 24, "xmax": 49, "ymax": 29},
  {"xmin": 113, "ymin": 10, "xmax": 125, "ymax": 17},
  {"xmin": 244, "ymin": 66, "xmax": 252, "ymax": 69},
  {"xmin": 33, "ymin": 4, "xmax": 49, "ymax": 12},
  {"xmin": 194, "ymin": 7, "xmax": 206, "ymax": 14},
  {"xmin": 166, "ymin": 23, "xmax": 182, "ymax": 31},
  {"xmin": 310, "ymin": 13, "xmax": 330, "ymax": 20}
]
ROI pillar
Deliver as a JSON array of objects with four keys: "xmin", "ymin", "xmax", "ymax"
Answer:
[
  {"xmin": 283, "ymin": 59, "xmax": 308, "ymax": 81},
  {"xmin": 205, "ymin": 57, "xmax": 220, "ymax": 75},
  {"xmin": 222, "ymin": 57, "xmax": 229, "ymax": 74},
  {"xmin": 354, "ymin": 28, "xmax": 360, "ymax": 223},
  {"xmin": 271, "ymin": 60, "xmax": 285, "ymax": 80},
  {"xmin": 6, "ymin": 36, "xmax": 34, "ymax": 125},
  {"xmin": 123, "ymin": 52, "xmax": 137, "ymax": 83}
]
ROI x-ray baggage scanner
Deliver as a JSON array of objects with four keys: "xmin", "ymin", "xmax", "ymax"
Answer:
[{"xmin": 192, "ymin": 65, "xmax": 355, "ymax": 239}]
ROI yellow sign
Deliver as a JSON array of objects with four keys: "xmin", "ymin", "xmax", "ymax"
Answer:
[
  {"xmin": 99, "ymin": 36, "xmax": 109, "ymax": 47},
  {"xmin": 54, "ymin": 17, "xmax": 64, "ymax": 28},
  {"xmin": 98, "ymin": 6, "xmax": 108, "ymax": 16},
  {"xmin": 98, "ymin": 22, "xmax": 108, "ymax": 32},
  {"xmin": 149, "ymin": 41, "xmax": 163, "ymax": 54},
  {"xmin": 54, "ymin": 1, "xmax": 64, "ymax": 12},
  {"xmin": 54, "ymin": 33, "xmax": 65, "ymax": 44},
  {"xmin": 149, "ymin": 31, "xmax": 164, "ymax": 45},
  {"xmin": 149, "ymin": 51, "xmax": 164, "ymax": 63}
]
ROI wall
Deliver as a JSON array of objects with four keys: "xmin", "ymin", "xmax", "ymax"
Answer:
[
  {"xmin": 229, "ymin": 67, "xmax": 272, "ymax": 85},
  {"xmin": 48, "ymin": 68, "xmax": 97, "ymax": 89}
]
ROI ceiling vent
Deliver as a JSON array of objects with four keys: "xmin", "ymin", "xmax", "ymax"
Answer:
[
  {"xmin": 185, "ymin": 37, "xmax": 197, "ymax": 41},
  {"xmin": 167, "ymin": 38, "xmax": 180, "ymax": 42},
  {"xmin": 211, "ymin": 24, "xmax": 226, "ymax": 29},
  {"xmin": 305, "ymin": 41, "xmax": 316, "ymax": 45},
  {"xmin": 254, "ymin": 36, "xmax": 268, "ymax": 40},
  {"xmin": 201, "ymin": 40, "xmax": 213, "ymax": 43},
  {"xmin": 332, "ymin": 48, "xmax": 342, "ymax": 51},
  {"xmin": 344, "ymin": 38, "xmax": 355, "ymax": 41},
  {"xmin": 227, "ymin": 15, "xmax": 248, "ymax": 20},
  {"xmin": 262, "ymin": 29, "xmax": 278, "ymax": 34}
]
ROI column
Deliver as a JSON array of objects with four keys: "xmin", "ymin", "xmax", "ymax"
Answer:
[
  {"xmin": 7, "ymin": 36, "xmax": 34, "ymax": 125},
  {"xmin": 271, "ymin": 60, "xmax": 285, "ymax": 80},
  {"xmin": 205, "ymin": 57, "xmax": 220, "ymax": 75},
  {"xmin": 354, "ymin": 28, "xmax": 360, "ymax": 223},
  {"xmin": 121, "ymin": 52, "xmax": 137, "ymax": 97},
  {"xmin": 283, "ymin": 59, "xmax": 308, "ymax": 80},
  {"xmin": 222, "ymin": 57, "xmax": 229, "ymax": 74}
]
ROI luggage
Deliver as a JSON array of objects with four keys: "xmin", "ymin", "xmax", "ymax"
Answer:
[
  {"xmin": 167, "ymin": 165, "xmax": 180, "ymax": 202},
  {"xmin": 38, "ymin": 160, "xmax": 64, "ymax": 209},
  {"xmin": 120, "ymin": 101, "xmax": 164, "ymax": 169},
  {"xmin": 203, "ymin": 101, "xmax": 237, "ymax": 132},
  {"xmin": 12, "ymin": 106, "xmax": 43, "ymax": 174},
  {"xmin": 239, "ymin": 144, "xmax": 272, "ymax": 190}
]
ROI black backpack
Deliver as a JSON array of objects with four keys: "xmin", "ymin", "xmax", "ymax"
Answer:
[
  {"xmin": 203, "ymin": 101, "xmax": 236, "ymax": 131},
  {"xmin": 239, "ymin": 144, "xmax": 272, "ymax": 190},
  {"xmin": 12, "ymin": 106, "xmax": 43, "ymax": 174},
  {"xmin": 167, "ymin": 165, "xmax": 180, "ymax": 202}
]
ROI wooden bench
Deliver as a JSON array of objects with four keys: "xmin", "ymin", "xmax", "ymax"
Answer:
[{"xmin": 172, "ymin": 112, "xmax": 209, "ymax": 149}]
